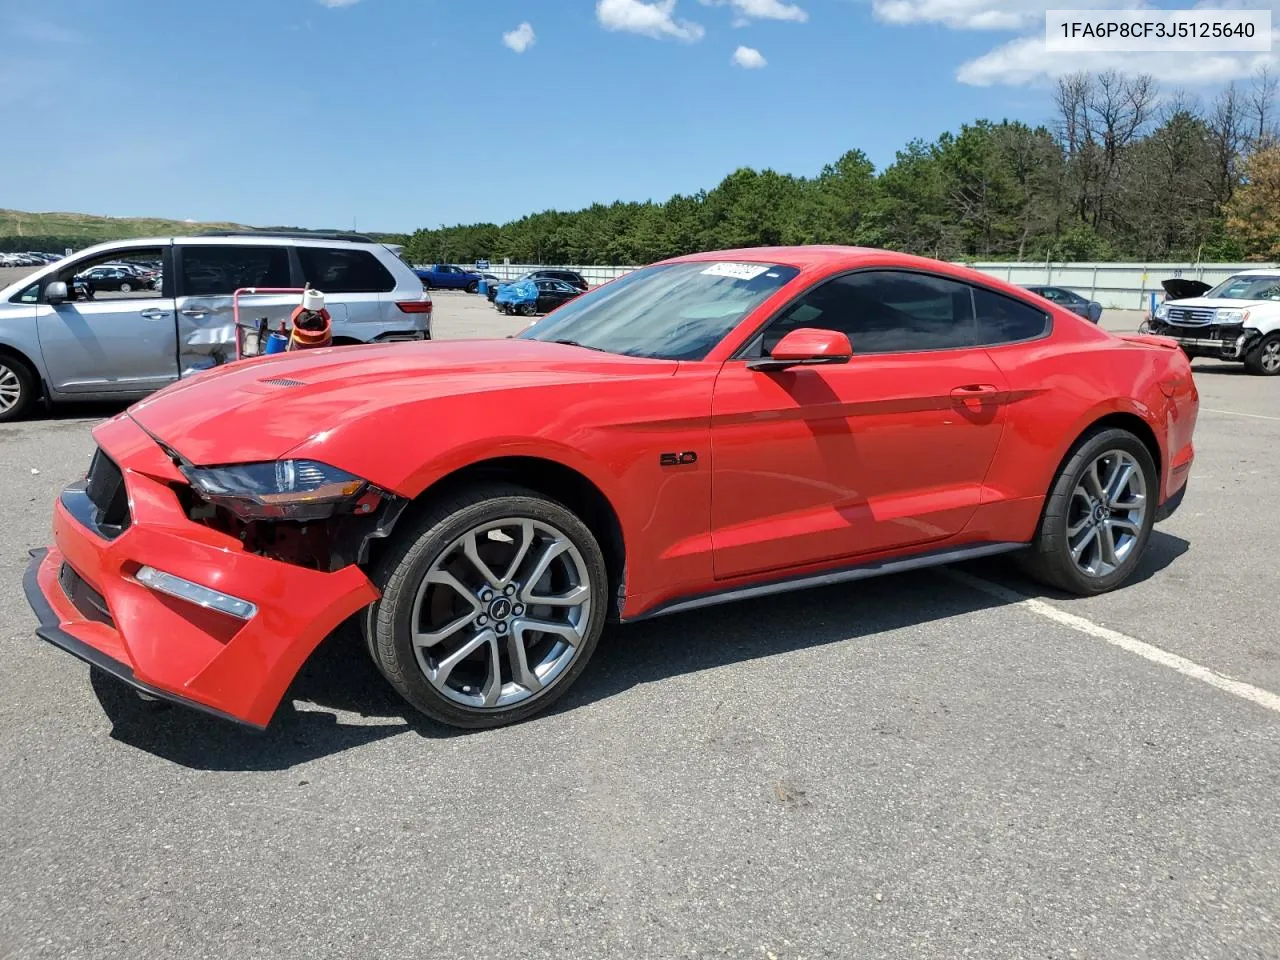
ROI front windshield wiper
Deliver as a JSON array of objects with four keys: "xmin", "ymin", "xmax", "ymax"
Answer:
[{"xmin": 550, "ymin": 338, "xmax": 609, "ymax": 353}]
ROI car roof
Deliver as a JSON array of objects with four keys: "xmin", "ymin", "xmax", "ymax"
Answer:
[
  {"xmin": 663, "ymin": 245, "xmax": 950, "ymax": 271},
  {"xmin": 1226, "ymin": 268, "xmax": 1280, "ymax": 276}
]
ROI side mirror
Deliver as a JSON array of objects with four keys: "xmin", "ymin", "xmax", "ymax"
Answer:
[
  {"xmin": 45, "ymin": 281, "xmax": 69, "ymax": 304},
  {"xmin": 748, "ymin": 327, "xmax": 853, "ymax": 372}
]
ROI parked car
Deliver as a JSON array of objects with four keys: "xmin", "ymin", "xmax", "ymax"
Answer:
[
  {"xmin": 74, "ymin": 265, "xmax": 146, "ymax": 293},
  {"xmin": 488, "ymin": 269, "xmax": 591, "ymax": 302},
  {"xmin": 1144, "ymin": 271, "xmax": 1280, "ymax": 375},
  {"xmin": 22, "ymin": 246, "xmax": 1198, "ymax": 732},
  {"xmin": 0, "ymin": 232, "xmax": 432, "ymax": 421},
  {"xmin": 1023, "ymin": 285, "xmax": 1103, "ymax": 323},
  {"xmin": 495, "ymin": 278, "xmax": 581, "ymax": 316},
  {"xmin": 415, "ymin": 264, "xmax": 485, "ymax": 293}
]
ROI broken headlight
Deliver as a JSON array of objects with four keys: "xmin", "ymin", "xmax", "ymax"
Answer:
[{"xmin": 183, "ymin": 460, "xmax": 370, "ymax": 521}]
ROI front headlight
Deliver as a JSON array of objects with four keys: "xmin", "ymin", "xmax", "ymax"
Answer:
[
  {"xmin": 1155, "ymin": 303, "xmax": 1168, "ymax": 319},
  {"xmin": 1216, "ymin": 308, "xmax": 1249, "ymax": 324},
  {"xmin": 183, "ymin": 460, "xmax": 369, "ymax": 521}
]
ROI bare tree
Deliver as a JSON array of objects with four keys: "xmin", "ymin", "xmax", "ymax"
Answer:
[
  {"xmin": 1054, "ymin": 72, "xmax": 1098, "ymax": 224},
  {"xmin": 1247, "ymin": 66, "xmax": 1279, "ymax": 146},
  {"xmin": 1206, "ymin": 82, "xmax": 1246, "ymax": 204},
  {"xmin": 1088, "ymin": 71, "xmax": 1159, "ymax": 228}
]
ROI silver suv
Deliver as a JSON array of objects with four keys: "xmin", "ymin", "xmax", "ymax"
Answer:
[{"xmin": 0, "ymin": 232, "xmax": 432, "ymax": 421}]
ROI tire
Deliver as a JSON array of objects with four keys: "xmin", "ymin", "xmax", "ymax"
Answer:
[
  {"xmin": 1244, "ymin": 332, "xmax": 1280, "ymax": 376},
  {"xmin": 119, "ymin": 281, "xmax": 132, "ymax": 293},
  {"xmin": 465, "ymin": 281, "xmax": 479, "ymax": 295},
  {"xmin": 363, "ymin": 483, "xmax": 608, "ymax": 729},
  {"xmin": 1017, "ymin": 427, "xmax": 1158, "ymax": 596},
  {"xmin": 0, "ymin": 354, "xmax": 36, "ymax": 422},
  {"xmin": 520, "ymin": 303, "xmax": 536, "ymax": 317}
]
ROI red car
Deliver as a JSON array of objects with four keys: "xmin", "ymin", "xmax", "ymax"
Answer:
[{"xmin": 24, "ymin": 247, "xmax": 1198, "ymax": 730}]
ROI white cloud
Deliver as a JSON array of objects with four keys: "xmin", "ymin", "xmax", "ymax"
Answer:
[
  {"xmin": 958, "ymin": 32, "xmax": 1280, "ymax": 86},
  {"xmin": 316, "ymin": 0, "xmax": 362, "ymax": 7},
  {"xmin": 502, "ymin": 22, "xmax": 537, "ymax": 53},
  {"xmin": 596, "ymin": 0, "xmax": 706, "ymax": 41},
  {"xmin": 701, "ymin": 0, "xmax": 808, "ymax": 23},
  {"xmin": 732, "ymin": 44, "xmax": 768, "ymax": 67},
  {"xmin": 865, "ymin": 0, "xmax": 1134, "ymax": 31}
]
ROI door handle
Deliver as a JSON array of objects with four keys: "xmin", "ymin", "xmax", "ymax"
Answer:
[
  {"xmin": 139, "ymin": 308, "xmax": 170, "ymax": 320},
  {"xmin": 950, "ymin": 384, "xmax": 1000, "ymax": 400},
  {"xmin": 180, "ymin": 309, "xmax": 208, "ymax": 318}
]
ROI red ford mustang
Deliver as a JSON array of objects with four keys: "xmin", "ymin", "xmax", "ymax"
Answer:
[{"xmin": 25, "ymin": 247, "xmax": 1198, "ymax": 730}]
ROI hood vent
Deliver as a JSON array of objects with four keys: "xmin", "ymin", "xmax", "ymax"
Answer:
[{"xmin": 260, "ymin": 377, "xmax": 306, "ymax": 388}]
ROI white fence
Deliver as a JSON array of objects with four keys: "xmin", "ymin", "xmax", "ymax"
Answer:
[{"xmin": 473, "ymin": 260, "xmax": 1279, "ymax": 311}]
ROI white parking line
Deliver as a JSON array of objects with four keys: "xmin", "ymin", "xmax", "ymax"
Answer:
[
  {"xmin": 945, "ymin": 570, "xmax": 1280, "ymax": 717},
  {"xmin": 1201, "ymin": 407, "xmax": 1280, "ymax": 422}
]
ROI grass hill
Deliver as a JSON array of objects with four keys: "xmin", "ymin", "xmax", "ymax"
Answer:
[{"xmin": 0, "ymin": 209, "xmax": 405, "ymax": 249}]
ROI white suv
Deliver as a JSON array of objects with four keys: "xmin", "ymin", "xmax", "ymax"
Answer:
[
  {"xmin": 1147, "ymin": 270, "xmax": 1280, "ymax": 375},
  {"xmin": 0, "ymin": 232, "xmax": 433, "ymax": 420}
]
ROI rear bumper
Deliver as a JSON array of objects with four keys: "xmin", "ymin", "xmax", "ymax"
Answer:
[{"xmin": 22, "ymin": 415, "xmax": 380, "ymax": 728}]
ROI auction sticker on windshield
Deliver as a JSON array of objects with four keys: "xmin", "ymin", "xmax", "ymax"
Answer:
[{"xmin": 702, "ymin": 263, "xmax": 771, "ymax": 281}]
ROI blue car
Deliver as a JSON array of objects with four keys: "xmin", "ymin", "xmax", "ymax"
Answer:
[{"xmin": 415, "ymin": 264, "xmax": 484, "ymax": 293}]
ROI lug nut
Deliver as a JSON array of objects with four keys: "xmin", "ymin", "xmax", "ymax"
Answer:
[
  {"xmin": 480, "ymin": 589, "xmax": 494, "ymax": 602},
  {"xmin": 495, "ymin": 622, "xmax": 508, "ymax": 635},
  {"xmin": 512, "ymin": 604, "xmax": 525, "ymax": 617},
  {"xmin": 504, "ymin": 584, "xmax": 517, "ymax": 597},
  {"xmin": 477, "ymin": 615, "xmax": 489, "ymax": 626}
]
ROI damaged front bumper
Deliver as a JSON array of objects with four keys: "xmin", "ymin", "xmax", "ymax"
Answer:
[
  {"xmin": 22, "ymin": 415, "xmax": 381, "ymax": 729},
  {"xmin": 1143, "ymin": 320, "xmax": 1260, "ymax": 359}
]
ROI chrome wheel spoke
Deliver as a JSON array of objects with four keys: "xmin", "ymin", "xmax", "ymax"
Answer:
[
  {"xmin": 463, "ymin": 530, "xmax": 503, "ymax": 588},
  {"xmin": 1098, "ymin": 523, "xmax": 1119, "ymax": 568},
  {"xmin": 1070, "ymin": 525, "xmax": 1099, "ymax": 562},
  {"xmin": 430, "ymin": 630, "xmax": 493, "ymax": 690},
  {"xmin": 524, "ymin": 583, "xmax": 591, "ymax": 607},
  {"xmin": 1104, "ymin": 462, "xmax": 1135, "ymax": 506},
  {"xmin": 505, "ymin": 632, "xmax": 544, "ymax": 693},
  {"xmin": 413, "ymin": 610, "xmax": 477, "ymax": 648},
  {"xmin": 500, "ymin": 521, "xmax": 535, "ymax": 584},
  {"xmin": 1108, "ymin": 515, "xmax": 1141, "ymax": 538},
  {"xmin": 480, "ymin": 635, "xmax": 504, "ymax": 707},
  {"xmin": 1066, "ymin": 514, "xmax": 1090, "ymax": 538},
  {"xmin": 521, "ymin": 540, "xmax": 569, "ymax": 601},
  {"xmin": 1082, "ymin": 461, "xmax": 1107, "ymax": 502},
  {"xmin": 515, "ymin": 617, "xmax": 583, "ymax": 648}
]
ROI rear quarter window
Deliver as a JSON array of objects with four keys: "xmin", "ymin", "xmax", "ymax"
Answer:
[
  {"xmin": 299, "ymin": 248, "xmax": 396, "ymax": 294},
  {"xmin": 973, "ymin": 287, "xmax": 1051, "ymax": 345}
]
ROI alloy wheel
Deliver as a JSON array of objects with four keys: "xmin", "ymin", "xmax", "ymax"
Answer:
[
  {"xmin": 0, "ymin": 364, "xmax": 21, "ymax": 415},
  {"xmin": 1067, "ymin": 450, "xmax": 1147, "ymax": 578},
  {"xmin": 1261, "ymin": 339, "xmax": 1280, "ymax": 373},
  {"xmin": 410, "ymin": 518, "xmax": 592, "ymax": 709}
]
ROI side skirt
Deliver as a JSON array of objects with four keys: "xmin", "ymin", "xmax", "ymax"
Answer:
[{"xmin": 625, "ymin": 541, "xmax": 1026, "ymax": 622}]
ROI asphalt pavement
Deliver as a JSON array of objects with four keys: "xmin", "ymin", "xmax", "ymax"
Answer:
[{"xmin": 1, "ymin": 294, "xmax": 1277, "ymax": 960}]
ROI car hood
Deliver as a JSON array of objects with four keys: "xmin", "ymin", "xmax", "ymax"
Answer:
[
  {"xmin": 1161, "ymin": 296, "xmax": 1265, "ymax": 310},
  {"xmin": 1162, "ymin": 279, "xmax": 1212, "ymax": 299},
  {"xmin": 128, "ymin": 339, "xmax": 677, "ymax": 466}
]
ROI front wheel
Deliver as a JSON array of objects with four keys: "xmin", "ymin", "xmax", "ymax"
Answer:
[
  {"xmin": 465, "ymin": 280, "xmax": 479, "ymax": 294},
  {"xmin": 119, "ymin": 281, "xmax": 133, "ymax": 293},
  {"xmin": 1018, "ymin": 428, "xmax": 1157, "ymax": 595},
  {"xmin": 1244, "ymin": 332, "xmax": 1280, "ymax": 375},
  {"xmin": 363, "ymin": 484, "xmax": 608, "ymax": 728},
  {"xmin": 0, "ymin": 356, "xmax": 36, "ymax": 422}
]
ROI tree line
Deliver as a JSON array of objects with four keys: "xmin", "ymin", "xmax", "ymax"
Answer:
[{"xmin": 400, "ymin": 69, "xmax": 1280, "ymax": 267}]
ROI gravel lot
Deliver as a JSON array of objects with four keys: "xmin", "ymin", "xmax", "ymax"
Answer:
[{"xmin": 2, "ymin": 291, "xmax": 1278, "ymax": 960}]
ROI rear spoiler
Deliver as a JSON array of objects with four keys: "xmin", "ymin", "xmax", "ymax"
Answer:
[{"xmin": 1119, "ymin": 333, "xmax": 1179, "ymax": 350}]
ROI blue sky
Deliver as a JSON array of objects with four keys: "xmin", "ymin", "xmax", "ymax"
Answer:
[{"xmin": 2, "ymin": 0, "xmax": 1275, "ymax": 233}]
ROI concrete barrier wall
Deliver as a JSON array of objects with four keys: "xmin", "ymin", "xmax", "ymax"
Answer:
[{"xmin": 474, "ymin": 260, "xmax": 1280, "ymax": 310}]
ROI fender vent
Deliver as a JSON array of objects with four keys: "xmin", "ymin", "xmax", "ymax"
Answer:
[{"xmin": 260, "ymin": 377, "xmax": 306, "ymax": 387}]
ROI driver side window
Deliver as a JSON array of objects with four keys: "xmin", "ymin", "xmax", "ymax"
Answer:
[
  {"xmin": 53, "ymin": 248, "xmax": 164, "ymax": 303},
  {"xmin": 755, "ymin": 271, "xmax": 977, "ymax": 356}
]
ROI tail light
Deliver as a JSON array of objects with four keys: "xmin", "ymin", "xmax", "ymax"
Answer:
[{"xmin": 396, "ymin": 299, "xmax": 433, "ymax": 314}]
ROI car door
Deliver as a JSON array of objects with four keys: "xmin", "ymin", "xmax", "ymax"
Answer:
[
  {"xmin": 35, "ymin": 244, "xmax": 179, "ymax": 395},
  {"xmin": 710, "ymin": 269, "xmax": 1011, "ymax": 581},
  {"xmin": 174, "ymin": 243, "xmax": 295, "ymax": 375}
]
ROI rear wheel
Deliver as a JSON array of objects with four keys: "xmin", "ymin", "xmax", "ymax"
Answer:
[
  {"xmin": 1018, "ymin": 428, "xmax": 1157, "ymax": 595},
  {"xmin": 465, "ymin": 280, "xmax": 479, "ymax": 294},
  {"xmin": 0, "ymin": 356, "xmax": 35, "ymax": 422},
  {"xmin": 119, "ymin": 281, "xmax": 133, "ymax": 293},
  {"xmin": 1244, "ymin": 332, "xmax": 1280, "ymax": 375},
  {"xmin": 363, "ymin": 484, "xmax": 607, "ymax": 728}
]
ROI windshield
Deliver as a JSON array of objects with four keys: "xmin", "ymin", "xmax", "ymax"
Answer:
[
  {"xmin": 1204, "ymin": 275, "xmax": 1280, "ymax": 301},
  {"xmin": 517, "ymin": 261, "xmax": 801, "ymax": 360}
]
